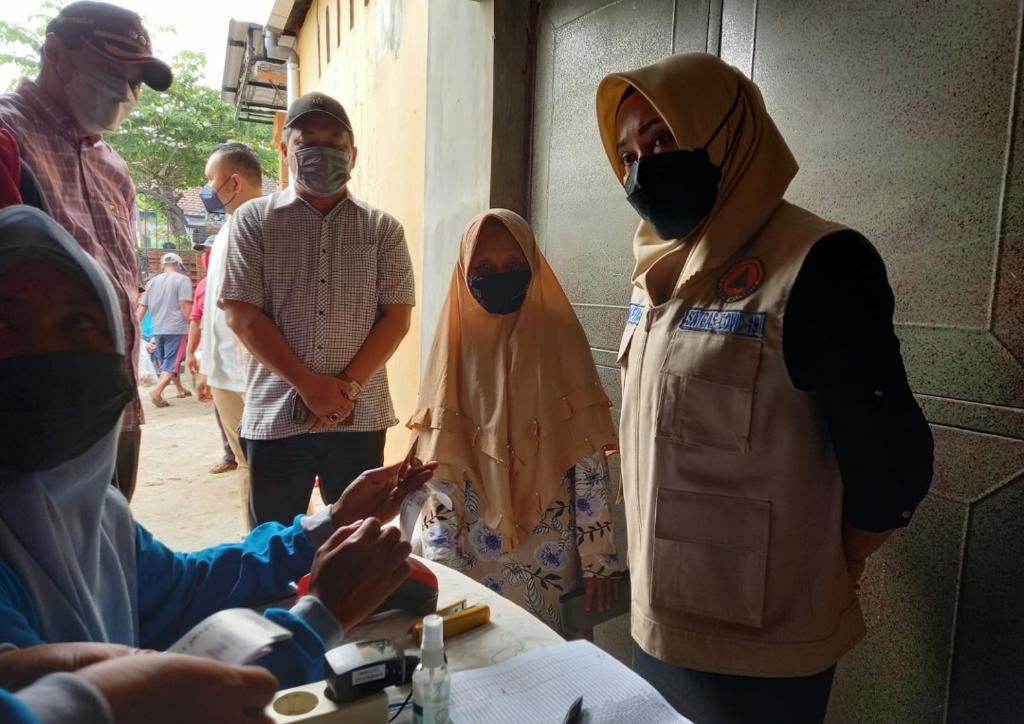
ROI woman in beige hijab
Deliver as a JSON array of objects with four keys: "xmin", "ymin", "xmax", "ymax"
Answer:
[
  {"xmin": 407, "ymin": 209, "xmax": 624, "ymax": 634},
  {"xmin": 596, "ymin": 53, "xmax": 932, "ymax": 723}
]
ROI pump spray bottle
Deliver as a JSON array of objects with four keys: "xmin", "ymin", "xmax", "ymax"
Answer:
[{"xmin": 412, "ymin": 614, "xmax": 450, "ymax": 724}]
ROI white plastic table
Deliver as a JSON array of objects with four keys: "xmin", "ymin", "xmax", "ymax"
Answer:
[{"xmin": 268, "ymin": 556, "xmax": 564, "ymax": 723}]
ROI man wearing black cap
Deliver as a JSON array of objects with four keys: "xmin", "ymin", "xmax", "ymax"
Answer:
[
  {"xmin": 0, "ymin": 2, "xmax": 172, "ymax": 500},
  {"xmin": 222, "ymin": 92, "xmax": 415, "ymax": 525}
]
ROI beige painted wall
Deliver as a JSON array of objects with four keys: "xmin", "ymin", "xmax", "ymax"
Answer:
[{"xmin": 294, "ymin": 0, "xmax": 427, "ymax": 460}]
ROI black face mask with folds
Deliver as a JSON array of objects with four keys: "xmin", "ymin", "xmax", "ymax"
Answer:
[
  {"xmin": 624, "ymin": 86, "xmax": 745, "ymax": 241},
  {"xmin": 0, "ymin": 351, "xmax": 133, "ymax": 474},
  {"xmin": 467, "ymin": 270, "xmax": 533, "ymax": 315}
]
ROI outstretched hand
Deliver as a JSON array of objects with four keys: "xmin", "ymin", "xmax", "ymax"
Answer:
[{"xmin": 331, "ymin": 459, "xmax": 439, "ymax": 528}]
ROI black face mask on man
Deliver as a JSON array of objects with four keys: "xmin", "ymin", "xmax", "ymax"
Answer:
[
  {"xmin": 0, "ymin": 351, "xmax": 133, "ymax": 474},
  {"xmin": 467, "ymin": 270, "xmax": 532, "ymax": 315},
  {"xmin": 624, "ymin": 86, "xmax": 745, "ymax": 241}
]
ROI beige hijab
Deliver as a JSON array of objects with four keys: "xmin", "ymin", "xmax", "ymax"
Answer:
[
  {"xmin": 596, "ymin": 53, "xmax": 798, "ymax": 301},
  {"xmin": 408, "ymin": 209, "xmax": 616, "ymax": 549}
]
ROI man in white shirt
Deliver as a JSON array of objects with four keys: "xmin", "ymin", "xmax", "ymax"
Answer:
[{"xmin": 193, "ymin": 142, "xmax": 264, "ymax": 529}]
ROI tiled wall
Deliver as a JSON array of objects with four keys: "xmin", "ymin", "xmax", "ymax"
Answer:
[{"xmin": 530, "ymin": 1, "xmax": 1024, "ymax": 721}]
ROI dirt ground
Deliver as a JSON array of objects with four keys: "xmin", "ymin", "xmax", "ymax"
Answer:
[
  {"xmin": 129, "ymin": 384, "xmax": 325, "ymax": 552},
  {"xmin": 129, "ymin": 387, "xmax": 245, "ymax": 550}
]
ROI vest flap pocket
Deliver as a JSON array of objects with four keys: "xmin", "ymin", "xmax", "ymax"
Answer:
[
  {"xmin": 662, "ymin": 329, "xmax": 761, "ymax": 386},
  {"xmin": 651, "ymin": 489, "xmax": 770, "ymax": 629},
  {"xmin": 655, "ymin": 331, "xmax": 762, "ymax": 452}
]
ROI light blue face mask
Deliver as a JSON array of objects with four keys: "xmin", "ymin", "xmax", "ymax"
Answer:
[
  {"xmin": 290, "ymin": 146, "xmax": 352, "ymax": 197},
  {"xmin": 64, "ymin": 68, "xmax": 138, "ymax": 135}
]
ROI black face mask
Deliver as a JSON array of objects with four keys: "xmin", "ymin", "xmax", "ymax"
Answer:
[
  {"xmin": 467, "ymin": 270, "xmax": 532, "ymax": 315},
  {"xmin": 624, "ymin": 87, "xmax": 745, "ymax": 241},
  {"xmin": 0, "ymin": 352, "xmax": 133, "ymax": 473}
]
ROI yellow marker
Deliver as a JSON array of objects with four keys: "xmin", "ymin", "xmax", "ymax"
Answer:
[{"xmin": 410, "ymin": 602, "xmax": 491, "ymax": 645}]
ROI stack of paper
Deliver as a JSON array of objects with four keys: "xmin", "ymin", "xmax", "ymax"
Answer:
[{"xmin": 447, "ymin": 639, "xmax": 692, "ymax": 724}]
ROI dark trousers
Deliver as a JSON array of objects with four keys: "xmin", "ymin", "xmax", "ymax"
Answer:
[
  {"xmin": 246, "ymin": 429, "xmax": 386, "ymax": 525},
  {"xmin": 632, "ymin": 641, "xmax": 836, "ymax": 724},
  {"xmin": 113, "ymin": 429, "xmax": 142, "ymax": 501},
  {"xmin": 214, "ymin": 406, "xmax": 236, "ymax": 463}
]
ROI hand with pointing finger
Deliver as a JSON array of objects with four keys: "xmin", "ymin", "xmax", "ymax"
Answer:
[{"xmin": 331, "ymin": 459, "xmax": 438, "ymax": 528}]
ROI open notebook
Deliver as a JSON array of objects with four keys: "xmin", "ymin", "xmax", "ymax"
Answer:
[{"xmin": 447, "ymin": 639, "xmax": 692, "ymax": 724}]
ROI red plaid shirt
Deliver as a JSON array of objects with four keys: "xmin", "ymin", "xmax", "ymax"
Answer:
[{"xmin": 0, "ymin": 79, "xmax": 143, "ymax": 430}]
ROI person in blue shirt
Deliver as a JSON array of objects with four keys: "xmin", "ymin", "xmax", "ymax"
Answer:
[{"xmin": 0, "ymin": 205, "xmax": 437, "ymax": 690}]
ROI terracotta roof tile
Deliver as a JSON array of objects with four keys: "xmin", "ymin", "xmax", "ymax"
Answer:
[{"xmin": 178, "ymin": 187, "xmax": 205, "ymax": 215}]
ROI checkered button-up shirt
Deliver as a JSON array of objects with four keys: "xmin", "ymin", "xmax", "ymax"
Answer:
[
  {"xmin": 0, "ymin": 79, "xmax": 143, "ymax": 431},
  {"xmin": 221, "ymin": 187, "xmax": 415, "ymax": 440}
]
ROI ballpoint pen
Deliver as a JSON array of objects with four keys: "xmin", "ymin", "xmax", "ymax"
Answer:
[{"xmin": 562, "ymin": 695, "xmax": 584, "ymax": 724}]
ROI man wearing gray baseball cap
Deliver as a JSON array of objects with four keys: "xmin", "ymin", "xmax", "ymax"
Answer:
[{"xmin": 138, "ymin": 252, "xmax": 193, "ymax": 409}]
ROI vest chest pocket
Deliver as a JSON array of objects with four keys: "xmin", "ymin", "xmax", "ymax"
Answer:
[{"xmin": 655, "ymin": 329, "xmax": 762, "ymax": 453}]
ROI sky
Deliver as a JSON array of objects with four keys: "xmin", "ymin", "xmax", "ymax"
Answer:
[{"xmin": 0, "ymin": 0, "xmax": 275, "ymax": 91}]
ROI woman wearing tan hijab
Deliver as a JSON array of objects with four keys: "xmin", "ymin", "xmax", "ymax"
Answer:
[
  {"xmin": 406, "ymin": 209, "xmax": 624, "ymax": 634},
  {"xmin": 596, "ymin": 53, "xmax": 932, "ymax": 722}
]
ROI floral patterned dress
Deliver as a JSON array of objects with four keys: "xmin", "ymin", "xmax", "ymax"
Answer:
[{"xmin": 418, "ymin": 452, "xmax": 624, "ymax": 635}]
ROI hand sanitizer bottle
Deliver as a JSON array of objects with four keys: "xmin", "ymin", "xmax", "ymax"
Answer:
[{"xmin": 412, "ymin": 614, "xmax": 450, "ymax": 724}]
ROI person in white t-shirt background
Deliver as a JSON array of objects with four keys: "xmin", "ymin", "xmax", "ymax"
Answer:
[{"xmin": 191, "ymin": 142, "xmax": 265, "ymax": 530}]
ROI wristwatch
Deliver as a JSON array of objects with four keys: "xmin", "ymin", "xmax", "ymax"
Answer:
[{"xmin": 340, "ymin": 374, "xmax": 363, "ymax": 401}]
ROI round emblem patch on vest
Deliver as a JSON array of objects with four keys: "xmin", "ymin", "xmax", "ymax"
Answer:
[{"xmin": 717, "ymin": 258, "xmax": 765, "ymax": 302}]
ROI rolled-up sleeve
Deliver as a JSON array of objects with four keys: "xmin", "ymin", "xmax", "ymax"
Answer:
[
  {"xmin": 221, "ymin": 203, "xmax": 266, "ymax": 309},
  {"xmin": 376, "ymin": 218, "xmax": 415, "ymax": 306},
  {"xmin": 784, "ymin": 231, "xmax": 934, "ymax": 532}
]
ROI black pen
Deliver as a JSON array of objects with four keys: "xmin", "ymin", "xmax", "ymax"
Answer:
[{"xmin": 562, "ymin": 695, "xmax": 584, "ymax": 724}]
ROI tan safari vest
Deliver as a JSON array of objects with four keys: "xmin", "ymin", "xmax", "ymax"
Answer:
[{"xmin": 619, "ymin": 202, "xmax": 865, "ymax": 678}]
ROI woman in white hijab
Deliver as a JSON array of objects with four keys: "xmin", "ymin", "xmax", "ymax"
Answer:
[{"xmin": 0, "ymin": 205, "xmax": 433, "ymax": 690}]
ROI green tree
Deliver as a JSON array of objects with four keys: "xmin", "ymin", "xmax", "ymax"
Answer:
[{"xmin": 0, "ymin": 2, "xmax": 62, "ymax": 84}]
